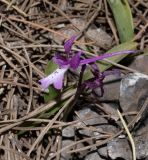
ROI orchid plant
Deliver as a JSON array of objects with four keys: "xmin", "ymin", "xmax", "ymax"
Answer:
[{"xmin": 39, "ymin": 36, "xmax": 137, "ymax": 96}]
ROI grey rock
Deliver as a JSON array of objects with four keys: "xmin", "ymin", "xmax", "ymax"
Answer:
[
  {"xmin": 74, "ymin": 107, "xmax": 107, "ymax": 137},
  {"xmin": 61, "ymin": 140, "xmax": 74, "ymax": 160},
  {"xmin": 107, "ymin": 138, "xmax": 132, "ymax": 160},
  {"xmin": 75, "ymin": 107, "xmax": 107, "ymax": 126},
  {"xmin": 51, "ymin": 18, "xmax": 112, "ymax": 51},
  {"xmin": 74, "ymin": 107, "xmax": 118, "ymax": 137},
  {"xmin": 61, "ymin": 140, "xmax": 87, "ymax": 159},
  {"xmin": 86, "ymin": 27, "xmax": 113, "ymax": 49},
  {"xmin": 85, "ymin": 152, "xmax": 105, "ymax": 160},
  {"xmin": 97, "ymin": 145, "xmax": 108, "ymax": 158},
  {"xmin": 101, "ymin": 103, "xmax": 119, "ymax": 121},
  {"xmin": 135, "ymin": 131, "xmax": 148, "ymax": 159},
  {"xmin": 71, "ymin": 18, "xmax": 113, "ymax": 49},
  {"xmin": 107, "ymin": 132, "xmax": 148, "ymax": 160},
  {"xmin": 96, "ymin": 75, "xmax": 121, "ymax": 101},
  {"xmin": 62, "ymin": 126, "xmax": 75, "ymax": 138},
  {"xmin": 129, "ymin": 55, "xmax": 148, "ymax": 75},
  {"xmin": 119, "ymin": 73, "xmax": 148, "ymax": 121}
]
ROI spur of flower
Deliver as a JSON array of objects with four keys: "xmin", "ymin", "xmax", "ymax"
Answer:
[{"xmin": 39, "ymin": 36, "xmax": 137, "ymax": 91}]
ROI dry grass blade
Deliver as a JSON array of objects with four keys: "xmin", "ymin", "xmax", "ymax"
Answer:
[
  {"xmin": 27, "ymin": 95, "xmax": 75, "ymax": 156},
  {"xmin": 0, "ymin": 89, "xmax": 76, "ymax": 134},
  {"xmin": 117, "ymin": 109, "xmax": 136, "ymax": 160},
  {"xmin": 50, "ymin": 135, "xmax": 110, "ymax": 159},
  {"xmin": 1, "ymin": 0, "xmax": 27, "ymax": 16},
  {"xmin": 0, "ymin": 145, "xmax": 29, "ymax": 160},
  {"xmin": 23, "ymin": 46, "xmax": 33, "ymax": 113}
]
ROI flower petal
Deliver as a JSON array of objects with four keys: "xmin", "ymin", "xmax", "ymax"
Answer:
[
  {"xmin": 53, "ymin": 72, "xmax": 65, "ymax": 89},
  {"xmin": 52, "ymin": 54, "xmax": 69, "ymax": 67},
  {"xmin": 80, "ymin": 50, "xmax": 138, "ymax": 65},
  {"xmin": 69, "ymin": 51, "xmax": 82, "ymax": 69},
  {"xmin": 39, "ymin": 77, "xmax": 53, "ymax": 90},
  {"xmin": 64, "ymin": 36, "xmax": 76, "ymax": 53},
  {"xmin": 39, "ymin": 67, "xmax": 68, "ymax": 90}
]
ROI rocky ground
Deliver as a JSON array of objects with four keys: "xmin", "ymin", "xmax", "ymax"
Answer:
[{"xmin": 0, "ymin": 0, "xmax": 147, "ymax": 160}]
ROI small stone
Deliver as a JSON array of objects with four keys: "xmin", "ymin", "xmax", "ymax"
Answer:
[
  {"xmin": 61, "ymin": 140, "xmax": 87, "ymax": 159},
  {"xmin": 71, "ymin": 18, "xmax": 113, "ymax": 49},
  {"xmin": 86, "ymin": 27, "xmax": 113, "ymax": 49},
  {"xmin": 75, "ymin": 107, "xmax": 107, "ymax": 126},
  {"xmin": 61, "ymin": 140, "xmax": 75, "ymax": 160},
  {"xmin": 101, "ymin": 103, "xmax": 119, "ymax": 121},
  {"xmin": 129, "ymin": 55, "xmax": 148, "ymax": 75},
  {"xmin": 97, "ymin": 145, "xmax": 108, "ymax": 158},
  {"xmin": 85, "ymin": 152, "xmax": 105, "ymax": 160},
  {"xmin": 74, "ymin": 107, "xmax": 107, "ymax": 137},
  {"xmin": 62, "ymin": 126, "xmax": 75, "ymax": 138},
  {"xmin": 74, "ymin": 106, "xmax": 118, "ymax": 138},
  {"xmin": 95, "ymin": 75, "xmax": 121, "ymax": 101}
]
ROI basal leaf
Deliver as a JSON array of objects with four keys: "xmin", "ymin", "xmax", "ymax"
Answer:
[
  {"xmin": 44, "ymin": 60, "xmax": 60, "ymax": 102},
  {"xmin": 107, "ymin": 0, "xmax": 134, "ymax": 42}
]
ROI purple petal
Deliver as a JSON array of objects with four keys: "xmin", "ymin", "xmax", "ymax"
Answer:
[
  {"xmin": 64, "ymin": 36, "xmax": 76, "ymax": 53},
  {"xmin": 53, "ymin": 72, "xmax": 65, "ymax": 89},
  {"xmin": 80, "ymin": 50, "xmax": 138, "ymax": 65},
  {"xmin": 52, "ymin": 54, "xmax": 69, "ymax": 67},
  {"xmin": 69, "ymin": 51, "xmax": 82, "ymax": 69},
  {"xmin": 39, "ymin": 67, "xmax": 68, "ymax": 90},
  {"xmin": 39, "ymin": 77, "xmax": 53, "ymax": 90}
]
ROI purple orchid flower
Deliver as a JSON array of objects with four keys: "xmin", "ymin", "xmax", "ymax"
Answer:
[
  {"xmin": 39, "ymin": 36, "xmax": 82, "ymax": 90},
  {"xmin": 39, "ymin": 36, "xmax": 138, "ymax": 90}
]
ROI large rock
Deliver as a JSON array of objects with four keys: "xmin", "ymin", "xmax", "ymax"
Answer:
[
  {"xmin": 119, "ymin": 72, "xmax": 148, "ymax": 121},
  {"xmin": 85, "ymin": 152, "xmax": 105, "ymax": 160}
]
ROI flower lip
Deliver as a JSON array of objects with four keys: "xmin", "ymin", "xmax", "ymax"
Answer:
[{"xmin": 39, "ymin": 66, "xmax": 69, "ymax": 90}]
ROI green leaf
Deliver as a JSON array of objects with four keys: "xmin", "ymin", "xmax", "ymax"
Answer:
[
  {"xmin": 107, "ymin": 0, "xmax": 134, "ymax": 42},
  {"xmin": 44, "ymin": 60, "xmax": 60, "ymax": 103},
  {"xmin": 38, "ymin": 102, "xmax": 65, "ymax": 119},
  {"xmin": 45, "ymin": 60, "xmax": 58, "ymax": 75}
]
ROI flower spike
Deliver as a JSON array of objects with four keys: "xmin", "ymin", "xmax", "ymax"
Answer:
[{"xmin": 39, "ymin": 34, "xmax": 138, "ymax": 91}]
